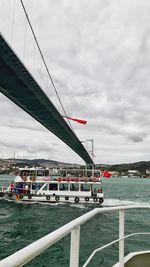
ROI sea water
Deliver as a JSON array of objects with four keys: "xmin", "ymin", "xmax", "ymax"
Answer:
[{"xmin": 0, "ymin": 175, "xmax": 150, "ymax": 267}]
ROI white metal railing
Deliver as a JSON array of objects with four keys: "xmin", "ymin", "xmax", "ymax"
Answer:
[
  {"xmin": 83, "ymin": 232, "xmax": 150, "ymax": 267},
  {"xmin": 0, "ymin": 205, "xmax": 150, "ymax": 267}
]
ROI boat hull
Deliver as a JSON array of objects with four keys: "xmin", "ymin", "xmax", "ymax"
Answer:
[{"xmin": 5, "ymin": 192, "xmax": 104, "ymax": 205}]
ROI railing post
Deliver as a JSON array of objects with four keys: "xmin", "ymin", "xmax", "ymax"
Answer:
[
  {"xmin": 119, "ymin": 209, "xmax": 124, "ymax": 267},
  {"xmin": 70, "ymin": 226, "xmax": 80, "ymax": 267}
]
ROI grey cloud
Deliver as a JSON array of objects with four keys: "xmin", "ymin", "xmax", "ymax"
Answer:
[
  {"xmin": 1, "ymin": 0, "xmax": 150, "ymax": 163},
  {"xmin": 0, "ymin": 136, "xmax": 53, "ymax": 152},
  {"xmin": 128, "ymin": 135, "xmax": 144, "ymax": 143}
]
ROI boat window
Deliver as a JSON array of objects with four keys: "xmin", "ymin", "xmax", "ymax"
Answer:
[
  {"xmin": 92, "ymin": 184, "xmax": 99, "ymax": 193},
  {"xmin": 59, "ymin": 183, "xmax": 68, "ymax": 191},
  {"xmin": 36, "ymin": 183, "xmax": 44, "ymax": 190},
  {"xmin": 58, "ymin": 170, "xmax": 66, "ymax": 177},
  {"xmin": 81, "ymin": 184, "xmax": 90, "ymax": 191},
  {"xmin": 36, "ymin": 170, "xmax": 49, "ymax": 176},
  {"xmin": 43, "ymin": 170, "xmax": 49, "ymax": 176},
  {"xmin": 76, "ymin": 170, "xmax": 84, "ymax": 177},
  {"xmin": 70, "ymin": 183, "xmax": 79, "ymax": 191},
  {"xmin": 49, "ymin": 183, "xmax": 58, "ymax": 190},
  {"xmin": 86, "ymin": 171, "xmax": 92, "ymax": 177},
  {"xmin": 42, "ymin": 184, "xmax": 48, "ymax": 190},
  {"xmin": 32, "ymin": 183, "xmax": 38, "ymax": 190},
  {"xmin": 30, "ymin": 171, "xmax": 37, "ymax": 177},
  {"xmin": 20, "ymin": 170, "xmax": 31, "ymax": 177},
  {"xmin": 37, "ymin": 170, "xmax": 44, "ymax": 176}
]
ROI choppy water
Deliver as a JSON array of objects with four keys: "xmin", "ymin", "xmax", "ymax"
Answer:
[{"xmin": 0, "ymin": 175, "xmax": 150, "ymax": 266}]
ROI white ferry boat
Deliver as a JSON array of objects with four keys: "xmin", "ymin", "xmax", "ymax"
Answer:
[{"xmin": 3, "ymin": 168, "xmax": 104, "ymax": 204}]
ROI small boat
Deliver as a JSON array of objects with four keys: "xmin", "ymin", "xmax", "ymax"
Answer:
[{"xmin": 2, "ymin": 167, "xmax": 104, "ymax": 204}]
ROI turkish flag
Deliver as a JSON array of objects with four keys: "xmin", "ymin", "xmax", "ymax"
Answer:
[
  {"xmin": 102, "ymin": 170, "xmax": 111, "ymax": 178},
  {"xmin": 63, "ymin": 116, "xmax": 87, "ymax": 125}
]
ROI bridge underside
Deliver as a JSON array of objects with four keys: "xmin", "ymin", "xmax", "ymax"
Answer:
[{"xmin": 0, "ymin": 33, "xmax": 93, "ymax": 165}]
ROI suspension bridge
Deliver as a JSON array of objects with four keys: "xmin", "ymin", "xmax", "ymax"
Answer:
[{"xmin": 0, "ymin": 0, "xmax": 93, "ymax": 165}]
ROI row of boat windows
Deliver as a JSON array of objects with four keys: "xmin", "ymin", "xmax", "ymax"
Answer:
[
  {"xmin": 42, "ymin": 183, "xmax": 93, "ymax": 191},
  {"xmin": 43, "ymin": 183, "xmax": 101, "ymax": 192},
  {"xmin": 15, "ymin": 183, "xmax": 100, "ymax": 192},
  {"xmin": 19, "ymin": 170, "xmax": 101, "ymax": 177}
]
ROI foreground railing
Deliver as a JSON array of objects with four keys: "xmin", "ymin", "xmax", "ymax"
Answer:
[{"xmin": 0, "ymin": 205, "xmax": 150, "ymax": 267}]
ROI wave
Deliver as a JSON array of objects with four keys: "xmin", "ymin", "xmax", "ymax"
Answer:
[
  {"xmin": 4, "ymin": 197, "xmax": 150, "ymax": 209},
  {"xmin": 103, "ymin": 198, "xmax": 150, "ymax": 207},
  {"xmin": 70, "ymin": 203, "xmax": 88, "ymax": 209}
]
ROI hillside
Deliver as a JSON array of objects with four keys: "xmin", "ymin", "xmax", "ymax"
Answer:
[{"xmin": 99, "ymin": 161, "xmax": 150, "ymax": 174}]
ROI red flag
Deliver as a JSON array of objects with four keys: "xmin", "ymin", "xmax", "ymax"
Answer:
[
  {"xmin": 102, "ymin": 170, "xmax": 111, "ymax": 178},
  {"xmin": 63, "ymin": 116, "xmax": 87, "ymax": 125}
]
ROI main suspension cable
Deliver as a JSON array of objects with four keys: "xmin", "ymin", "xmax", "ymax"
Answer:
[
  {"xmin": 20, "ymin": 0, "xmax": 74, "ymax": 132},
  {"xmin": 11, "ymin": 0, "xmax": 16, "ymax": 45}
]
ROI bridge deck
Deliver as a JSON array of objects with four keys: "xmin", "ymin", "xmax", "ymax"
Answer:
[{"xmin": 0, "ymin": 33, "xmax": 93, "ymax": 165}]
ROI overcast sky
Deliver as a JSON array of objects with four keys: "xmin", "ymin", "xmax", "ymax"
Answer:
[{"xmin": 1, "ymin": 0, "xmax": 150, "ymax": 165}]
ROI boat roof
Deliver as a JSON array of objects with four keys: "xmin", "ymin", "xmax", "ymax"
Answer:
[
  {"xmin": 22, "ymin": 180, "xmax": 101, "ymax": 184},
  {"xmin": 19, "ymin": 167, "xmax": 100, "ymax": 172},
  {"xmin": 19, "ymin": 167, "xmax": 49, "ymax": 171}
]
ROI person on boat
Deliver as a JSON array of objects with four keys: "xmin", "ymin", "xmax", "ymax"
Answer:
[
  {"xmin": 26, "ymin": 175, "xmax": 30, "ymax": 182},
  {"xmin": 8, "ymin": 182, "xmax": 14, "ymax": 192},
  {"xmin": 25, "ymin": 184, "xmax": 30, "ymax": 195},
  {"xmin": 14, "ymin": 172, "xmax": 23, "ymax": 193},
  {"xmin": 92, "ymin": 188, "xmax": 97, "ymax": 197},
  {"xmin": 14, "ymin": 171, "xmax": 21, "ymax": 181},
  {"xmin": 10, "ymin": 182, "xmax": 14, "ymax": 192}
]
